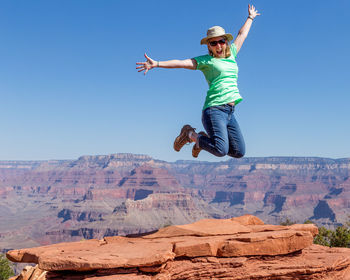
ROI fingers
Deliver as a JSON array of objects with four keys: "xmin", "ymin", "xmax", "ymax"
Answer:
[
  {"xmin": 248, "ymin": 4, "xmax": 256, "ymax": 11},
  {"xmin": 136, "ymin": 54, "xmax": 154, "ymax": 75},
  {"xmin": 248, "ymin": 4, "xmax": 260, "ymax": 17},
  {"xmin": 136, "ymin": 63, "xmax": 146, "ymax": 71},
  {"xmin": 136, "ymin": 65, "xmax": 148, "ymax": 72},
  {"xmin": 136, "ymin": 62, "xmax": 151, "ymax": 74},
  {"xmin": 144, "ymin": 53, "xmax": 150, "ymax": 61}
]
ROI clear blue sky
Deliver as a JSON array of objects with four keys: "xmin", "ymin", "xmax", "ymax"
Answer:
[{"xmin": 0, "ymin": 0, "xmax": 349, "ymax": 162}]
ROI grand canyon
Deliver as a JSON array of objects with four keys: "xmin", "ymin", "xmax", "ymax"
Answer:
[{"xmin": 1, "ymin": 153, "xmax": 349, "ymax": 254}]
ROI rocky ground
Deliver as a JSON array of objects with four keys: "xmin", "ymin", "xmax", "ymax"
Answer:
[{"xmin": 7, "ymin": 215, "xmax": 350, "ymax": 280}]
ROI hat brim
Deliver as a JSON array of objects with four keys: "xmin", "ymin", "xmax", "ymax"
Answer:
[{"xmin": 200, "ymin": 33, "xmax": 233, "ymax": 45}]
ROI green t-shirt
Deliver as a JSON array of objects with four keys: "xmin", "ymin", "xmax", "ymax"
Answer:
[{"xmin": 194, "ymin": 43, "xmax": 242, "ymax": 110}]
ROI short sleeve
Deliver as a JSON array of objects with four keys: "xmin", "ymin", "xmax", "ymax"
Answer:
[
  {"xmin": 193, "ymin": 55, "xmax": 211, "ymax": 71},
  {"xmin": 230, "ymin": 43, "xmax": 238, "ymax": 58}
]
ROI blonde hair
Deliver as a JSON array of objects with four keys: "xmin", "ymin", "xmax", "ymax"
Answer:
[{"xmin": 207, "ymin": 37, "xmax": 231, "ymax": 58}]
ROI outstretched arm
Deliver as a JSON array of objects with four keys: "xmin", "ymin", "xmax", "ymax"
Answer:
[
  {"xmin": 234, "ymin": 4, "xmax": 260, "ymax": 53},
  {"xmin": 136, "ymin": 54, "xmax": 197, "ymax": 75}
]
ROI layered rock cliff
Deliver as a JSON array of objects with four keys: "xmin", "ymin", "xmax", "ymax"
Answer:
[{"xmin": 1, "ymin": 154, "xmax": 349, "ymax": 252}]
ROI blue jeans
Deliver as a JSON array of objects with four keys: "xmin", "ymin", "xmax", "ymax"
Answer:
[{"xmin": 198, "ymin": 104, "xmax": 245, "ymax": 158}]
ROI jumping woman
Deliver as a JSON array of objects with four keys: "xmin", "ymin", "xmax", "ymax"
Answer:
[{"xmin": 136, "ymin": 4, "xmax": 260, "ymax": 158}]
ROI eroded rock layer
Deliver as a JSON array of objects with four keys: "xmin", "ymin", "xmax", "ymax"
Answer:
[
  {"xmin": 7, "ymin": 215, "xmax": 350, "ymax": 279},
  {"xmin": 1, "ymin": 154, "xmax": 350, "ymax": 252}
]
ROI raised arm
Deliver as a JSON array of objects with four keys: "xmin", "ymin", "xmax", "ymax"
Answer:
[
  {"xmin": 234, "ymin": 4, "xmax": 260, "ymax": 53},
  {"xmin": 136, "ymin": 54, "xmax": 197, "ymax": 75}
]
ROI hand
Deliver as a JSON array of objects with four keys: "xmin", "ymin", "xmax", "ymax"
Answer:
[
  {"xmin": 136, "ymin": 53, "xmax": 157, "ymax": 75},
  {"xmin": 248, "ymin": 4, "xmax": 260, "ymax": 19}
]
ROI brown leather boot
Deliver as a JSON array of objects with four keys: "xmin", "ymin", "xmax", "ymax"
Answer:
[
  {"xmin": 192, "ymin": 131, "xmax": 208, "ymax": 158},
  {"xmin": 173, "ymin": 125, "xmax": 196, "ymax": 152}
]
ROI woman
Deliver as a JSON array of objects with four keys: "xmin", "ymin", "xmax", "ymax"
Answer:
[{"xmin": 136, "ymin": 4, "xmax": 260, "ymax": 158}]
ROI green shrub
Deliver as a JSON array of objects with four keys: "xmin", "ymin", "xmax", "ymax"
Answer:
[
  {"xmin": 329, "ymin": 226, "xmax": 350, "ymax": 248},
  {"xmin": 0, "ymin": 254, "xmax": 14, "ymax": 280},
  {"xmin": 314, "ymin": 226, "xmax": 332, "ymax": 247},
  {"xmin": 313, "ymin": 220, "xmax": 350, "ymax": 248}
]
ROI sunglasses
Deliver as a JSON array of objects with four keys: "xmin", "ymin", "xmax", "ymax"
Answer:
[{"xmin": 209, "ymin": 39, "xmax": 226, "ymax": 47}]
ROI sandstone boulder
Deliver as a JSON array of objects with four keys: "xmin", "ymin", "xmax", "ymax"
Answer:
[{"xmin": 7, "ymin": 215, "xmax": 350, "ymax": 279}]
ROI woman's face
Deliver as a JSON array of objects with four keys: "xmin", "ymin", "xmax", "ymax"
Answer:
[{"xmin": 207, "ymin": 36, "xmax": 227, "ymax": 58}]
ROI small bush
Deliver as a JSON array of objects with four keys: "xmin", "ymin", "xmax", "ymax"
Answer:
[
  {"xmin": 314, "ymin": 226, "xmax": 332, "ymax": 247},
  {"xmin": 313, "ymin": 219, "xmax": 350, "ymax": 248},
  {"xmin": 0, "ymin": 254, "xmax": 14, "ymax": 280},
  {"xmin": 329, "ymin": 226, "xmax": 350, "ymax": 248}
]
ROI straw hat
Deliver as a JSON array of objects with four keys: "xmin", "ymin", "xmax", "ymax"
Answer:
[{"xmin": 200, "ymin": 26, "xmax": 233, "ymax": 45}]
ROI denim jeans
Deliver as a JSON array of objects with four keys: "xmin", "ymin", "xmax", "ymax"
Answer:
[{"xmin": 198, "ymin": 104, "xmax": 245, "ymax": 158}]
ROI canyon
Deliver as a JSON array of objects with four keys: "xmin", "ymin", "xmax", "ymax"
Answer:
[{"xmin": 1, "ymin": 153, "xmax": 349, "ymax": 253}]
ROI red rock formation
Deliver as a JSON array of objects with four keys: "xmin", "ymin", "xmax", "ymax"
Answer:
[
  {"xmin": 118, "ymin": 164, "xmax": 180, "ymax": 189},
  {"xmin": 1, "ymin": 154, "xmax": 350, "ymax": 253},
  {"xmin": 7, "ymin": 215, "xmax": 350, "ymax": 279}
]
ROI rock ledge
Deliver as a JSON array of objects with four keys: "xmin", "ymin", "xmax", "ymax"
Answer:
[{"xmin": 7, "ymin": 215, "xmax": 350, "ymax": 279}]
